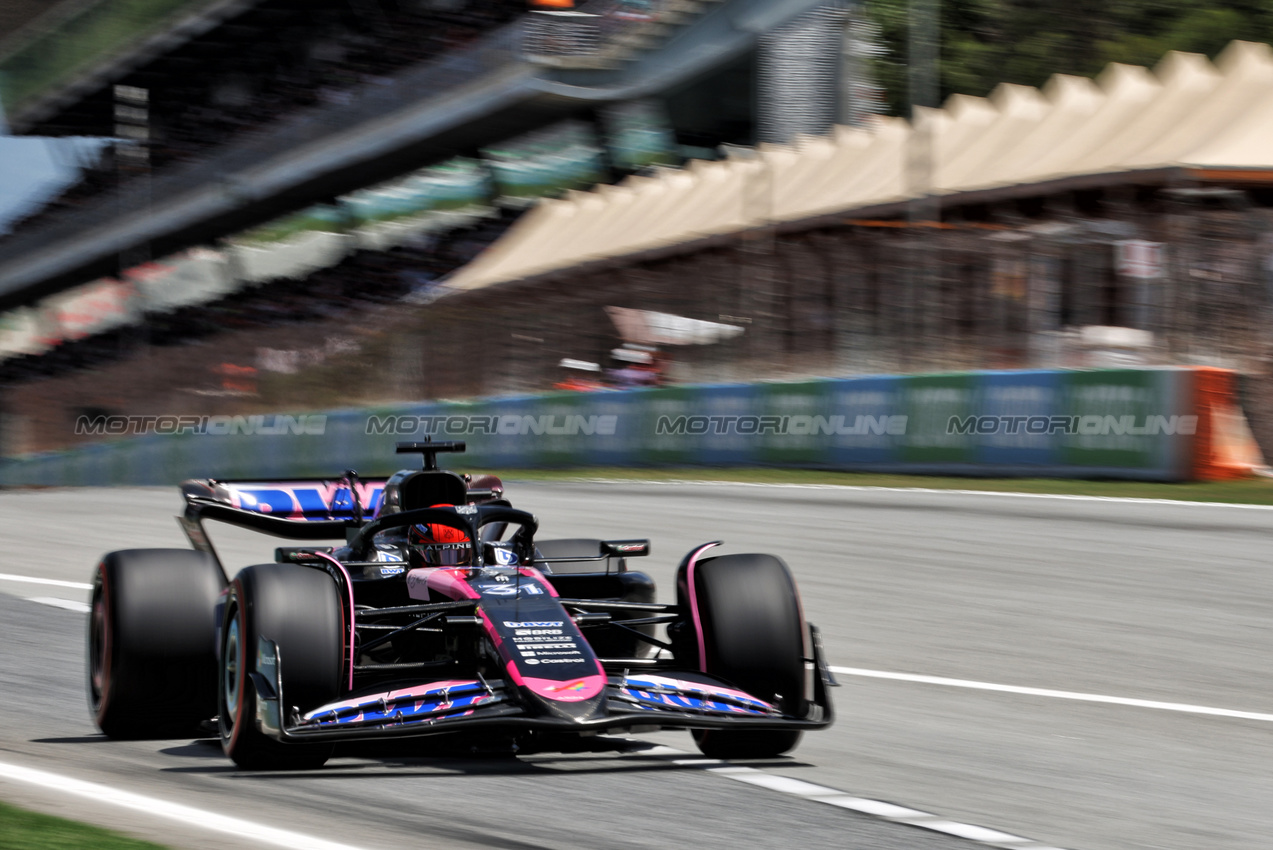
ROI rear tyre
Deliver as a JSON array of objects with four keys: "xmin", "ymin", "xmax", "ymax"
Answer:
[
  {"xmin": 679, "ymin": 553, "xmax": 807, "ymax": 759},
  {"xmin": 218, "ymin": 564, "xmax": 341, "ymax": 770},
  {"xmin": 88, "ymin": 549, "xmax": 224, "ymax": 740}
]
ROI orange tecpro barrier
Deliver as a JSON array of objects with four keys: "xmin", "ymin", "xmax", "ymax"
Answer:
[
  {"xmin": 1191, "ymin": 368, "xmax": 1266, "ymax": 480},
  {"xmin": 530, "ymin": 0, "xmax": 576, "ymax": 7}
]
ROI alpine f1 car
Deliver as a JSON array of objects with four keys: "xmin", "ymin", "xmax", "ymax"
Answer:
[{"xmin": 88, "ymin": 441, "xmax": 834, "ymax": 769}]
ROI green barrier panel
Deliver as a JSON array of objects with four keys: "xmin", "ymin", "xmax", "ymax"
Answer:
[
  {"xmin": 637, "ymin": 386, "xmax": 700, "ymax": 466},
  {"xmin": 757, "ymin": 380, "xmax": 836, "ymax": 466},
  {"xmin": 1059, "ymin": 369, "xmax": 1164, "ymax": 470},
  {"xmin": 900, "ymin": 373, "xmax": 978, "ymax": 465},
  {"xmin": 0, "ymin": 368, "xmax": 1219, "ymax": 486}
]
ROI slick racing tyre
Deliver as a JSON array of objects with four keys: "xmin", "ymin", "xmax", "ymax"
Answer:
[
  {"xmin": 219, "ymin": 563, "xmax": 341, "ymax": 770},
  {"xmin": 680, "ymin": 553, "xmax": 808, "ymax": 759},
  {"xmin": 89, "ymin": 549, "xmax": 225, "ymax": 739}
]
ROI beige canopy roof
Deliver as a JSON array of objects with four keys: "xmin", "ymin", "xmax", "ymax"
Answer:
[
  {"xmin": 606, "ymin": 306, "xmax": 745, "ymax": 345},
  {"xmin": 449, "ymin": 40, "xmax": 1273, "ymax": 292}
]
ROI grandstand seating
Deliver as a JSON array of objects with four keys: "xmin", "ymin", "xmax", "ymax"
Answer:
[
  {"xmin": 2, "ymin": 0, "xmax": 526, "ymax": 241},
  {"xmin": 0, "ymin": 209, "xmax": 516, "ymax": 389},
  {"xmin": 525, "ymin": 0, "xmax": 723, "ymax": 69}
]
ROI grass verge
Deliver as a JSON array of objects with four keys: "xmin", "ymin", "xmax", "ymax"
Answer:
[
  {"xmin": 504, "ymin": 467, "xmax": 1273, "ymax": 505},
  {"xmin": 0, "ymin": 799, "xmax": 168, "ymax": 850}
]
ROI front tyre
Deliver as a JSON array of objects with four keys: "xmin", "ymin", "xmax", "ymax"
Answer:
[
  {"xmin": 218, "ymin": 564, "xmax": 341, "ymax": 770},
  {"xmin": 679, "ymin": 553, "xmax": 808, "ymax": 759},
  {"xmin": 89, "ymin": 549, "xmax": 224, "ymax": 739}
]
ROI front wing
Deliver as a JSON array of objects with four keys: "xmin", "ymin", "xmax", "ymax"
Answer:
[{"xmin": 250, "ymin": 640, "xmax": 834, "ymax": 744}]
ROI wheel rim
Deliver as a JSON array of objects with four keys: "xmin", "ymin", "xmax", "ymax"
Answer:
[
  {"xmin": 223, "ymin": 614, "xmax": 241, "ymax": 725},
  {"xmin": 88, "ymin": 582, "xmax": 107, "ymax": 709}
]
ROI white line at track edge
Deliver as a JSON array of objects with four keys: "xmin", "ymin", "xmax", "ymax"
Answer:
[
  {"xmin": 627, "ymin": 744, "xmax": 1065, "ymax": 849},
  {"xmin": 547, "ymin": 478, "xmax": 1273, "ymax": 510},
  {"xmin": 25, "ymin": 597, "xmax": 90, "ymax": 613},
  {"xmin": 0, "ymin": 573, "xmax": 91, "ymax": 590},
  {"xmin": 0, "ymin": 760, "xmax": 368, "ymax": 850},
  {"xmin": 831, "ymin": 666, "xmax": 1273, "ymax": 722}
]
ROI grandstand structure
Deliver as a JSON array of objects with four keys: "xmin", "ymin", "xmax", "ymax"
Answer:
[
  {"xmin": 0, "ymin": 0, "xmax": 864, "ymax": 454},
  {"xmin": 0, "ymin": 0, "xmax": 848, "ymax": 301}
]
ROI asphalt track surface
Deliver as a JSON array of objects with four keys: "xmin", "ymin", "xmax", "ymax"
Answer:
[{"xmin": 2, "ymin": 482, "xmax": 1273, "ymax": 850}]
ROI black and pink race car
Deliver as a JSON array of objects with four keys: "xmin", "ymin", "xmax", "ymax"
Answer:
[{"xmin": 88, "ymin": 441, "xmax": 834, "ymax": 769}]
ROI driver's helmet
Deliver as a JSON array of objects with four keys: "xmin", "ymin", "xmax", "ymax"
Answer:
[{"xmin": 407, "ymin": 505, "xmax": 472, "ymax": 567}]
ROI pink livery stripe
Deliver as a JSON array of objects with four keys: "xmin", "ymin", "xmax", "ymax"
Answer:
[
  {"xmin": 425, "ymin": 568, "xmax": 482, "ymax": 600},
  {"xmin": 315, "ymin": 552, "xmax": 357, "ymax": 691},
  {"xmin": 683, "ymin": 542, "xmax": 721, "ymax": 673}
]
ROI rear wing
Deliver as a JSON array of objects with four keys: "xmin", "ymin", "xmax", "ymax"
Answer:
[
  {"xmin": 181, "ymin": 478, "xmax": 388, "ymax": 523},
  {"xmin": 177, "ymin": 470, "xmax": 505, "ymax": 574},
  {"xmin": 533, "ymin": 539, "xmax": 651, "ymax": 575}
]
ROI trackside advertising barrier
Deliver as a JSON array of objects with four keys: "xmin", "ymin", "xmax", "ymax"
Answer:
[{"xmin": 0, "ymin": 367, "xmax": 1260, "ymax": 487}]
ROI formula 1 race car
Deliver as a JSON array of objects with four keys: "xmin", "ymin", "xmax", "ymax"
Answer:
[{"xmin": 87, "ymin": 441, "xmax": 834, "ymax": 769}]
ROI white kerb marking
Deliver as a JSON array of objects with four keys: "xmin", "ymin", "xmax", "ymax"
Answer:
[
  {"xmin": 0, "ymin": 573, "xmax": 92, "ymax": 590},
  {"xmin": 831, "ymin": 666, "xmax": 1273, "ymax": 723},
  {"xmin": 26, "ymin": 597, "xmax": 91, "ymax": 613},
  {"xmin": 0, "ymin": 760, "xmax": 369, "ymax": 850}
]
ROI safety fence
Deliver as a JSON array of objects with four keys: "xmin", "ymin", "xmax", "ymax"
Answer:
[{"xmin": 0, "ymin": 367, "xmax": 1259, "ymax": 487}]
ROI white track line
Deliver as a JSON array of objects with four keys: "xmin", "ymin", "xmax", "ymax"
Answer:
[
  {"xmin": 0, "ymin": 760, "xmax": 369, "ymax": 850},
  {"xmin": 626, "ymin": 745, "xmax": 1063, "ymax": 849},
  {"xmin": 556, "ymin": 478, "xmax": 1273, "ymax": 510},
  {"xmin": 832, "ymin": 666, "xmax": 1273, "ymax": 723},
  {"xmin": 25, "ymin": 597, "xmax": 90, "ymax": 613},
  {"xmin": 0, "ymin": 573, "xmax": 92, "ymax": 589}
]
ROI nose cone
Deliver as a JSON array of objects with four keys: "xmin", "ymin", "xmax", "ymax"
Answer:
[
  {"xmin": 477, "ymin": 571, "xmax": 609, "ymax": 722},
  {"xmin": 516, "ymin": 673, "xmax": 608, "ymax": 721}
]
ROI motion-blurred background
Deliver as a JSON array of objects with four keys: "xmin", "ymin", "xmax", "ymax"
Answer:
[{"xmin": 2, "ymin": 0, "xmax": 1272, "ymax": 468}]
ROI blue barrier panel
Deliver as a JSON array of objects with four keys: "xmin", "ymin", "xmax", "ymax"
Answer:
[
  {"xmin": 825, "ymin": 375, "xmax": 906, "ymax": 467},
  {"xmin": 576, "ymin": 390, "xmax": 637, "ymax": 467},
  {"xmin": 694, "ymin": 383, "xmax": 767, "ymax": 466},
  {"xmin": 635, "ymin": 384, "xmax": 764, "ymax": 466},
  {"xmin": 971, "ymin": 370, "xmax": 1063, "ymax": 469}
]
